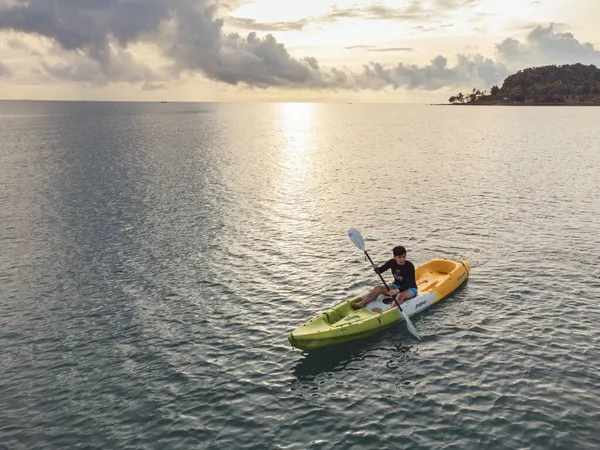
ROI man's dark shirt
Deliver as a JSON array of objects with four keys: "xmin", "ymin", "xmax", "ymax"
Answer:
[{"xmin": 376, "ymin": 259, "xmax": 417, "ymax": 291}]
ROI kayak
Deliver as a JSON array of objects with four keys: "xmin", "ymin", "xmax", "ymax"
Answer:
[{"xmin": 288, "ymin": 258, "xmax": 470, "ymax": 351}]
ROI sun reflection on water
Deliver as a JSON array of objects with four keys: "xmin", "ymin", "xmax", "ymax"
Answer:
[
  {"xmin": 269, "ymin": 102, "xmax": 322, "ymax": 245},
  {"xmin": 277, "ymin": 102, "xmax": 317, "ymax": 186}
]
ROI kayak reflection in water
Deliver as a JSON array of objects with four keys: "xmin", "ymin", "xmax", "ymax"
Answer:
[{"xmin": 352, "ymin": 245, "xmax": 418, "ymax": 311}]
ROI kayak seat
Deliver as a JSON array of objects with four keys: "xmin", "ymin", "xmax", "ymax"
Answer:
[
  {"xmin": 417, "ymin": 275, "xmax": 441, "ymax": 292},
  {"xmin": 420, "ymin": 280, "xmax": 439, "ymax": 292}
]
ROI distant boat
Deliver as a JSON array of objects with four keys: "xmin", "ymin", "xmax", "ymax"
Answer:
[{"xmin": 160, "ymin": 101, "xmax": 167, "ymax": 103}]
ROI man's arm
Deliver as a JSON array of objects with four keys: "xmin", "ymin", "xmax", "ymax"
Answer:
[{"xmin": 374, "ymin": 260, "xmax": 391, "ymax": 274}]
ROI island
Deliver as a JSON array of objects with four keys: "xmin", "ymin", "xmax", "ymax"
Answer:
[{"xmin": 448, "ymin": 63, "xmax": 600, "ymax": 105}]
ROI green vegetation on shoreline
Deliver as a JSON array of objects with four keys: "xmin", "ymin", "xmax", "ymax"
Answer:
[{"xmin": 448, "ymin": 63, "xmax": 600, "ymax": 105}]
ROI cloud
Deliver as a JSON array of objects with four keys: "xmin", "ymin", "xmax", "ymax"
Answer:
[
  {"xmin": 368, "ymin": 47, "xmax": 416, "ymax": 53},
  {"xmin": 0, "ymin": 0, "xmax": 497, "ymax": 91},
  {"xmin": 142, "ymin": 82, "xmax": 167, "ymax": 91},
  {"xmin": 166, "ymin": 29, "xmax": 332, "ymax": 88},
  {"xmin": 0, "ymin": 0, "xmax": 170, "ymax": 50},
  {"xmin": 346, "ymin": 45, "xmax": 415, "ymax": 52},
  {"xmin": 0, "ymin": 60, "xmax": 12, "ymax": 77},
  {"xmin": 6, "ymin": 37, "xmax": 28, "ymax": 50},
  {"xmin": 4, "ymin": 36, "xmax": 42, "ymax": 56},
  {"xmin": 496, "ymin": 23, "xmax": 600, "ymax": 67},
  {"xmin": 323, "ymin": 4, "xmax": 422, "ymax": 22},
  {"xmin": 355, "ymin": 54, "xmax": 508, "ymax": 90},
  {"xmin": 322, "ymin": 0, "xmax": 479, "ymax": 23},
  {"xmin": 0, "ymin": 1, "xmax": 592, "ymax": 94},
  {"xmin": 40, "ymin": 46, "xmax": 159, "ymax": 85},
  {"xmin": 346, "ymin": 45, "xmax": 377, "ymax": 50},
  {"xmin": 513, "ymin": 21, "xmax": 570, "ymax": 32},
  {"xmin": 0, "ymin": 0, "xmax": 169, "ymax": 83},
  {"xmin": 168, "ymin": 26, "xmax": 505, "ymax": 90},
  {"xmin": 226, "ymin": 17, "xmax": 310, "ymax": 32},
  {"xmin": 225, "ymin": 0, "xmax": 481, "ymax": 33}
]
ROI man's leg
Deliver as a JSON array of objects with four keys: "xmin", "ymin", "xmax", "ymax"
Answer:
[
  {"xmin": 395, "ymin": 289, "xmax": 415, "ymax": 305},
  {"xmin": 353, "ymin": 285, "xmax": 387, "ymax": 309}
]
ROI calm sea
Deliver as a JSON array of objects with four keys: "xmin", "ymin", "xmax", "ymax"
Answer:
[{"xmin": 1, "ymin": 100, "xmax": 599, "ymax": 449}]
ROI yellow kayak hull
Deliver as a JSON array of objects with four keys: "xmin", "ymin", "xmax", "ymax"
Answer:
[{"xmin": 288, "ymin": 258, "xmax": 470, "ymax": 351}]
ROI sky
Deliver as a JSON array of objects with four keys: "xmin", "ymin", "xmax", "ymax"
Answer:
[{"xmin": 1, "ymin": 0, "xmax": 600, "ymax": 102}]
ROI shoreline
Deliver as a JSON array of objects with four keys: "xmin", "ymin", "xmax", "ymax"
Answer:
[{"xmin": 431, "ymin": 102, "xmax": 600, "ymax": 106}]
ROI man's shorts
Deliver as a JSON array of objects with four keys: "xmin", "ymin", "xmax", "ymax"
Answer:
[{"xmin": 390, "ymin": 284, "xmax": 418, "ymax": 298}]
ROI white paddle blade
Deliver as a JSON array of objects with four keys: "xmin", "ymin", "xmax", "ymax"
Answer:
[
  {"xmin": 348, "ymin": 228, "xmax": 366, "ymax": 251},
  {"xmin": 401, "ymin": 311, "xmax": 422, "ymax": 341}
]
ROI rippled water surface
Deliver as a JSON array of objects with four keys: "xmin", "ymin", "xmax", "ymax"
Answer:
[{"xmin": 1, "ymin": 100, "xmax": 599, "ymax": 449}]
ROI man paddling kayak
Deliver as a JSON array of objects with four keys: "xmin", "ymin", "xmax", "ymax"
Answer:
[{"xmin": 352, "ymin": 245, "xmax": 417, "ymax": 310}]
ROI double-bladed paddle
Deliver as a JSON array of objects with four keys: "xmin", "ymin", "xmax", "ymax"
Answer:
[{"xmin": 348, "ymin": 228, "xmax": 422, "ymax": 341}]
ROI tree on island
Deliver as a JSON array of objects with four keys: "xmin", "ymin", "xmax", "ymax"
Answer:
[{"xmin": 448, "ymin": 63, "xmax": 600, "ymax": 105}]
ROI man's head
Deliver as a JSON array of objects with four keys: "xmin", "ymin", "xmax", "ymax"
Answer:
[{"xmin": 392, "ymin": 245, "xmax": 407, "ymax": 264}]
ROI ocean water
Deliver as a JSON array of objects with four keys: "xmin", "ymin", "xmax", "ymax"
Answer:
[{"xmin": 1, "ymin": 100, "xmax": 599, "ymax": 449}]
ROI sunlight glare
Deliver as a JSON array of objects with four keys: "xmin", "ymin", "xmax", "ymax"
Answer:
[
  {"xmin": 279, "ymin": 102, "xmax": 315, "ymax": 159},
  {"xmin": 274, "ymin": 102, "xmax": 318, "ymax": 216}
]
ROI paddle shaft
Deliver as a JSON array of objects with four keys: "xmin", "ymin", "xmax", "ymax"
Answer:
[{"xmin": 363, "ymin": 250, "xmax": 390, "ymax": 290}]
